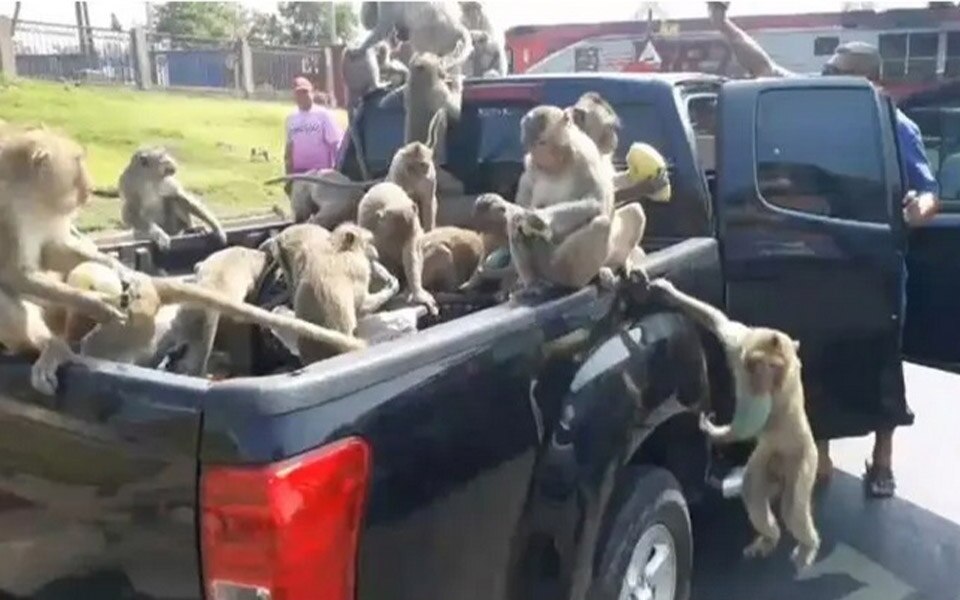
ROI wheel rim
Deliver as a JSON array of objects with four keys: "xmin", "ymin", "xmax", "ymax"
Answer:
[{"xmin": 618, "ymin": 522, "xmax": 678, "ymax": 600}]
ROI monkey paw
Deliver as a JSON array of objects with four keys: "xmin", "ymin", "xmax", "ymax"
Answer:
[
  {"xmin": 153, "ymin": 231, "xmax": 172, "ymax": 252},
  {"xmin": 743, "ymin": 535, "xmax": 779, "ymax": 559},
  {"xmin": 791, "ymin": 543, "xmax": 819, "ymax": 570},
  {"xmin": 30, "ymin": 338, "xmax": 76, "ymax": 396},
  {"xmin": 597, "ymin": 267, "xmax": 618, "ymax": 290},
  {"xmin": 214, "ymin": 230, "xmax": 228, "ymax": 246},
  {"xmin": 409, "ymin": 290, "xmax": 439, "ymax": 316},
  {"xmin": 516, "ymin": 212, "xmax": 550, "ymax": 241},
  {"xmin": 698, "ymin": 412, "xmax": 717, "ymax": 433}
]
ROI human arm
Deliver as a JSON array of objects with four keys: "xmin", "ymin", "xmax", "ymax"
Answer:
[
  {"xmin": 707, "ymin": 2, "xmax": 793, "ymax": 78},
  {"xmin": 897, "ymin": 112, "xmax": 942, "ymax": 227}
]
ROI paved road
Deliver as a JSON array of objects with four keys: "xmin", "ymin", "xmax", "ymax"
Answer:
[{"xmin": 691, "ymin": 363, "xmax": 960, "ymax": 600}]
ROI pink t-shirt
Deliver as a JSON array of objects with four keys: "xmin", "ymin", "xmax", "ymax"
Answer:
[{"xmin": 286, "ymin": 106, "xmax": 344, "ymax": 173}]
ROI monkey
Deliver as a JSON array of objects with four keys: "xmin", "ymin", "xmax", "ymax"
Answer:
[
  {"xmin": 264, "ymin": 222, "xmax": 400, "ymax": 364},
  {"xmin": 357, "ymin": 182, "xmax": 438, "ymax": 314},
  {"xmin": 459, "ymin": 2, "xmax": 508, "ymax": 78},
  {"xmin": 0, "ymin": 125, "xmax": 132, "ymax": 394},
  {"xmin": 357, "ymin": 2, "xmax": 474, "ymax": 76},
  {"xmin": 404, "ymin": 52, "xmax": 462, "ymax": 165},
  {"xmin": 118, "ymin": 147, "xmax": 227, "ymax": 251},
  {"xmin": 71, "ymin": 266, "xmax": 368, "ymax": 372},
  {"xmin": 384, "ymin": 134, "xmax": 440, "ymax": 233},
  {"xmin": 265, "ymin": 168, "xmax": 369, "ymax": 225},
  {"xmin": 568, "ymin": 92, "xmax": 655, "ymax": 275},
  {"xmin": 509, "ymin": 105, "xmax": 615, "ymax": 295},
  {"xmin": 270, "ymin": 116, "xmax": 445, "ymax": 234},
  {"xmin": 459, "ymin": 192, "xmax": 520, "ymax": 294},
  {"xmin": 376, "ymin": 41, "xmax": 410, "ymax": 87},
  {"xmin": 147, "ymin": 246, "xmax": 270, "ymax": 377},
  {"xmin": 647, "ymin": 277, "xmax": 820, "ymax": 570},
  {"xmin": 421, "ymin": 226, "xmax": 484, "ymax": 292}
]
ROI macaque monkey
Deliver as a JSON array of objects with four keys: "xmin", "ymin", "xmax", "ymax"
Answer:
[
  {"xmin": 357, "ymin": 182, "xmax": 438, "ymax": 314},
  {"xmin": 71, "ymin": 268, "xmax": 368, "ymax": 371},
  {"xmin": 460, "ymin": 2, "xmax": 508, "ymax": 78},
  {"xmin": 271, "ymin": 114, "xmax": 445, "ymax": 234},
  {"xmin": 263, "ymin": 222, "xmax": 399, "ymax": 363},
  {"xmin": 148, "ymin": 246, "xmax": 270, "ymax": 377},
  {"xmin": 357, "ymin": 2, "xmax": 474, "ymax": 75},
  {"xmin": 460, "ymin": 192, "xmax": 520, "ymax": 294},
  {"xmin": 648, "ymin": 277, "xmax": 820, "ymax": 570},
  {"xmin": 509, "ymin": 105, "xmax": 615, "ymax": 295},
  {"xmin": 405, "ymin": 52, "xmax": 462, "ymax": 165},
  {"xmin": 421, "ymin": 226, "xmax": 484, "ymax": 292},
  {"xmin": 266, "ymin": 168, "xmax": 368, "ymax": 225},
  {"xmin": 118, "ymin": 147, "xmax": 227, "ymax": 251},
  {"xmin": 0, "ymin": 125, "xmax": 128, "ymax": 394},
  {"xmin": 568, "ymin": 92, "xmax": 653, "ymax": 274}
]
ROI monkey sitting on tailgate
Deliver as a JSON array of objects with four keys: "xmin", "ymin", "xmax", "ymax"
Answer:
[
  {"xmin": 508, "ymin": 105, "xmax": 615, "ymax": 297},
  {"xmin": 117, "ymin": 147, "xmax": 227, "ymax": 251},
  {"xmin": 262, "ymin": 222, "xmax": 400, "ymax": 364},
  {"xmin": 0, "ymin": 125, "xmax": 129, "ymax": 394},
  {"xmin": 648, "ymin": 278, "xmax": 820, "ymax": 570},
  {"xmin": 568, "ymin": 92, "xmax": 675, "ymax": 276}
]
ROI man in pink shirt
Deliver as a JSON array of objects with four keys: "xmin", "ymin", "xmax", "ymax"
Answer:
[{"xmin": 284, "ymin": 77, "xmax": 344, "ymax": 190}]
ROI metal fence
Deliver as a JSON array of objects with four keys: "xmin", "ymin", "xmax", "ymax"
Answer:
[
  {"xmin": 12, "ymin": 20, "xmax": 136, "ymax": 85},
  {"xmin": 250, "ymin": 43, "xmax": 328, "ymax": 94},
  {"xmin": 146, "ymin": 33, "xmax": 239, "ymax": 90},
  {"xmin": 6, "ymin": 20, "xmax": 346, "ymax": 102}
]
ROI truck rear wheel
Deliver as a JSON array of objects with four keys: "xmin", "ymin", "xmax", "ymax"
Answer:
[{"xmin": 591, "ymin": 466, "xmax": 693, "ymax": 600}]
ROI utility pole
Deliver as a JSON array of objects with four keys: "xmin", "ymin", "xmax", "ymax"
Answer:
[
  {"xmin": 327, "ymin": 2, "xmax": 337, "ymax": 44},
  {"xmin": 11, "ymin": 2, "xmax": 20, "ymax": 35}
]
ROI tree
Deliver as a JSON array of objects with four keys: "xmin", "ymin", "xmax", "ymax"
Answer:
[
  {"xmin": 153, "ymin": 2, "xmax": 244, "ymax": 39},
  {"xmin": 245, "ymin": 10, "xmax": 286, "ymax": 46},
  {"xmin": 277, "ymin": 2, "xmax": 358, "ymax": 46}
]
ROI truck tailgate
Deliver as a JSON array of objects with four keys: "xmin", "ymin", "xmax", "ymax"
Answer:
[{"xmin": 0, "ymin": 360, "xmax": 205, "ymax": 599}]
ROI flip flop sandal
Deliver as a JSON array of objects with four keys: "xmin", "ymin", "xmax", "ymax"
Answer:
[{"xmin": 864, "ymin": 461, "xmax": 896, "ymax": 498}]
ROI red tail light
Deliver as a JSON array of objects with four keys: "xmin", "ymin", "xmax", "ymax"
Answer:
[
  {"xmin": 463, "ymin": 83, "xmax": 543, "ymax": 103},
  {"xmin": 201, "ymin": 437, "xmax": 372, "ymax": 600}
]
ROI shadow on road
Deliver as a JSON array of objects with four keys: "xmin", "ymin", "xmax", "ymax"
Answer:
[{"xmin": 691, "ymin": 471, "xmax": 960, "ymax": 600}]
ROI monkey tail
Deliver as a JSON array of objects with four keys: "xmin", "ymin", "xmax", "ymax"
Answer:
[
  {"xmin": 193, "ymin": 309, "xmax": 220, "ymax": 376},
  {"xmin": 151, "ymin": 278, "xmax": 366, "ymax": 353},
  {"xmin": 92, "ymin": 187, "xmax": 120, "ymax": 198},
  {"xmin": 425, "ymin": 109, "xmax": 448, "ymax": 153},
  {"xmin": 263, "ymin": 173, "xmax": 381, "ymax": 189}
]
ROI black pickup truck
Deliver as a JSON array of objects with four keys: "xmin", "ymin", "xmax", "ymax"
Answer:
[{"xmin": 0, "ymin": 72, "xmax": 957, "ymax": 600}]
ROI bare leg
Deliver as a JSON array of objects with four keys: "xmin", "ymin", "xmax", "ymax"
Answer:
[{"xmin": 866, "ymin": 428, "xmax": 896, "ymax": 498}]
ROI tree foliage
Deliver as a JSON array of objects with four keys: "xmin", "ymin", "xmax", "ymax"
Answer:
[
  {"xmin": 153, "ymin": 2, "xmax": 244, "ymax": 39},
  {"xmin": 244, "ymin": 3, "xmax": 358, "ymax": 46}
]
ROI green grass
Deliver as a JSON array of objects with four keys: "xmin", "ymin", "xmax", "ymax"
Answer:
[{"xmin": 0, "ymin": 78, "xmax": 347, "ymax": 233}]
